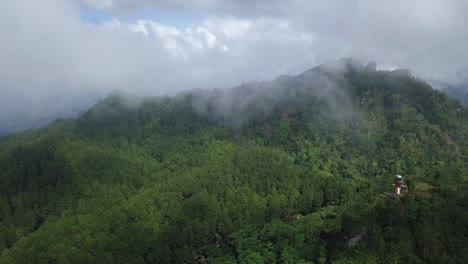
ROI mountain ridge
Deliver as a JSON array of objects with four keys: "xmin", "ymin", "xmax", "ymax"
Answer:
[{"xmin": 0, "ymin": 59, "xmax": 467, "ymax": 263}]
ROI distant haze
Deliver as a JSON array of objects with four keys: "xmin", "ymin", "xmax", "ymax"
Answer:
[{"xmin": 1, "ymin": 0, "xmax": 467, "ymax": 134}]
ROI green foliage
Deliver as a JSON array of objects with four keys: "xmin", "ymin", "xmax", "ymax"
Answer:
[{"xmin": 0, "ymin": 64, "xmax": 467, "ymax": 263}]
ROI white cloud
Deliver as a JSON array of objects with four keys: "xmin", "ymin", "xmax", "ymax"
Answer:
[
  {"xmin": 1, "ymin": 0, "xmax": 467, "ymax": 132},
  {"xmin": 108, "ymin": 19, "xmax": 228, "ymax": 61},
  {"xmin": 0, "ymin": 0, "xmax": 320, "ymax": 132},
  {"xmin": 202, "ymin": 17, "xmax": 251, "ymax": 40},
  {"xmin": 83, "ymin": 0, "xmax": 115, "ymax": 9},
  {"xmin": 81, "ymin": 0, "xmax": 468, "ymax": 84}
]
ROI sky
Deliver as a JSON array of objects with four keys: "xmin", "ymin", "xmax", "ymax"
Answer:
[{"xmin": 0, "ymin": 0, "xmax": 467, "ymax": 133}]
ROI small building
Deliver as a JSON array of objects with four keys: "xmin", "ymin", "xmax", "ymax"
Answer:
[{"xmin": 393, "ymin": 175, "xmax": 407, "ymax": 196}]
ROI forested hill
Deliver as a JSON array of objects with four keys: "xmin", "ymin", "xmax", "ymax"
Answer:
[
  {"xmin": 441, "ymin": 84, "xmax": 468, "ymax": 106},
  {"xmin": 0, "ymin": 59, "xmax": 467, "ymax": 263}
]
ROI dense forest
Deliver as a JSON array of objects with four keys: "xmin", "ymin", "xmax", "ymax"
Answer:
[{"xmin": 0, "ymin": 59, "xmax": 467, "ymax": 263}]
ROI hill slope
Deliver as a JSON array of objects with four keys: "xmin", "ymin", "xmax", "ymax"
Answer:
[
  {"xmin": 0, "ymin": 59, "xmax": 467, "ymax": 263},
  {"xmin": 440, "ymin": 83, "xmax": 468, "ymax": 106}
]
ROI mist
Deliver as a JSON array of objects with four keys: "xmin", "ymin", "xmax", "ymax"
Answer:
[
  {"xmin": 191, "ymin": 58, "xmax": 367, "ymax": 128},
  {"xmin": 1, "ymin": 0, "xmax": 467, "ymax": 134}
]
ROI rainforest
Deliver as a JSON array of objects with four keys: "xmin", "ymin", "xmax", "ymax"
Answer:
[{"xmin": 0, "ymin": 60, "xmax": 467, "ymax": 263}]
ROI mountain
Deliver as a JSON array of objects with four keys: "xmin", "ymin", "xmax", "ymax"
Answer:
[
  {"xmin": 0, "ymin": 59, "xmax": 467, "ymax": 263},
  {"xmin": 440, "ymin": 83, "xmax": 468, "ymax": 106},
  {"xmin": 0, "ymin": 94, "xmax": 97, "ymax": 137}
]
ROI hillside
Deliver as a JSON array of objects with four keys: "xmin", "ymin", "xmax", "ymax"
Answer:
[
  {"xmin": 441, "ymin": 84, "xmax": 468, "ymax": 106},
  {"xmin": 0, "ymin": 59, "xmax": 467, "ymax": 263}
]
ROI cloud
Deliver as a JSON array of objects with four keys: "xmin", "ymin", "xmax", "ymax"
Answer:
[
  {"xmin": 81, "ymin": 0, "xmax": 468, "ymax": 83},
  {"xmin": 81, "ymin": 0, "xmax": 286, "ymax": 16},
  {"xmin": 191, "ymin": 59, "xmax": 364, "ymax": 128},
  {"xmin": 83, "ymin": 0, "xmax": 115, "ymax": 9},
  {"xmin": 0, "ymin": 0, "xmax": 467, "ymax": 133}
]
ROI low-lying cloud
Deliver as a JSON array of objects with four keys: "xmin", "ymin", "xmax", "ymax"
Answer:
[
  {"xmin": 0, "ymin": 0, "xmax": 467, "ymax": 133},
  {"xmin": 191, "ymin": 59, "xmax": 367, "ymax": 128}
]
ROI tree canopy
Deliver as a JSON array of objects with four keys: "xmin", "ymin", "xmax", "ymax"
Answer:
[{"xmin": 0, "ymin": 61, "xmax": 467, "ymax": 263}]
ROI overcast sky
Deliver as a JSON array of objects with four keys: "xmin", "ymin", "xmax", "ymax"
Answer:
[{"xmin": 1, "ymin": 0, "xmax": 467, "ymax": 133}]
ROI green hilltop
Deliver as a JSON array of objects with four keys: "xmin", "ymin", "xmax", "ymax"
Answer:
[{"xmin": 0, "ymin": 59, "xmax": 467, "ymax": 263}]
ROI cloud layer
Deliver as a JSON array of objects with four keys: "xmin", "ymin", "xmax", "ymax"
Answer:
[{"xmin": 0, "ymin": 0, "xmax": 467, "ymax": 133}]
